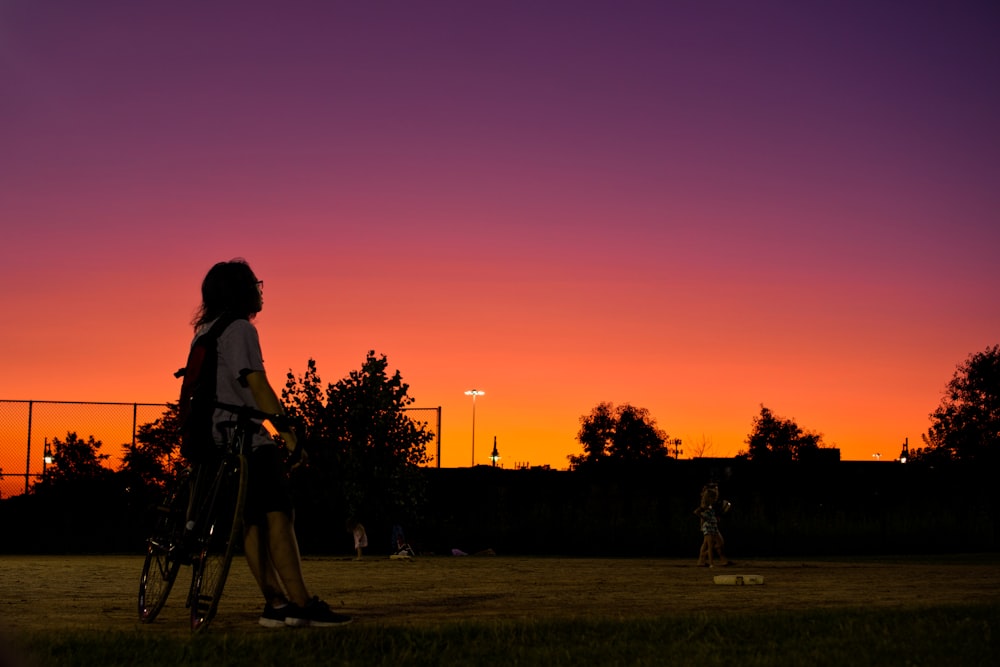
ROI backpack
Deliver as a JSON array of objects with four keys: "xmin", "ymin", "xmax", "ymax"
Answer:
[{"xmin": 174, "ymin": 315, "xmax": 240, "ymax": 462}]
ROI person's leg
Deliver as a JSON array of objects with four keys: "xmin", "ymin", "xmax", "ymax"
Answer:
[
  {"xmin": 244, "ymin": 522, "xmax": 288, "ymax": 606},
  {"xmin": 242, "ymin": 445, "xmax": 306, "ymax": 603},
  {"xmin": 264, "ymin": 510, "xmax": 311, "ymax": 607},
  {"xmin": 244, "ymin": 445, "xmax": 349, "ymax": 626},
  {"xmin": 714, "ymin": 534, "xmax": 728, "ymax": 564}
]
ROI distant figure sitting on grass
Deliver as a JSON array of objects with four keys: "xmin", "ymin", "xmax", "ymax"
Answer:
[{"xmin": 391, "ymin": 524, "xmax": 415, "ymax": 558}]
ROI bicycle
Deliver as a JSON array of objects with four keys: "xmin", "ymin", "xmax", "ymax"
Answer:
[{"xmin": 138, "ymin": 402, "xmax": 276, "ymax": 631}]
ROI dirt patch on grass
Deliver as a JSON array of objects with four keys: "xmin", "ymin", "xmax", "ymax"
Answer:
[{"xmin": 1, "ymin": 554, "xmax": 998, "ymax": 635}]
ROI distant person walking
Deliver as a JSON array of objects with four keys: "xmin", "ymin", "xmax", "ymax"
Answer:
[
  {"xmin": 695, "ymin": 483, "xmax": 731, "ymax": 567},
  {"xmin": 191, "ymin": 258, "xmax": 351, "ymax": 627},
  {"xmin": 347, "ymin": 519, "xmax": 368, "ymax": 560}
]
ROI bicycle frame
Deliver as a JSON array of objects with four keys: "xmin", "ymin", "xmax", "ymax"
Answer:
[{"xmin": 139, "ymin": 402, "xmax": 281, "ymax": 631}]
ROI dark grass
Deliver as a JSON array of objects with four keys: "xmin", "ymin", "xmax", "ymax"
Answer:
[{"xmin": 12, "ymin": 603, "xmax": 999, "ymax": 667}]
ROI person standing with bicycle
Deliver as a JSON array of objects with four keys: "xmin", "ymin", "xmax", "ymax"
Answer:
[{"xmin": 193, "ymin": 258, "xmax": 351, "ymax": 627}]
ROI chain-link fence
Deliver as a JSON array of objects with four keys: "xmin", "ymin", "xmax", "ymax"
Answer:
[
  {"xmin": 0, "ymin": 400, "xmax": 169, "ymax": 498},
  {"xmin": 402, "ymin": 406, "xmax": 442, "ymax": 468},
  {"xmin": 1, "ymin": 400, "xmax": 443, "ymax": 498}
]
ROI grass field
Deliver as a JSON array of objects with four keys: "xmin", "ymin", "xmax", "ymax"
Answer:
[{"xmin": 2, "ymin": 554, "xmax": 998, "ymax": 666}]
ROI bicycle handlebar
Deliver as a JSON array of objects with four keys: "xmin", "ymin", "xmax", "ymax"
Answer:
[
  {"xmin": 211, "ymin": 401, "xmax": 291, "ymax": 430},
  {"xmin": 210, "ymin": 401, "xmax": 304, "ymax": 465}
]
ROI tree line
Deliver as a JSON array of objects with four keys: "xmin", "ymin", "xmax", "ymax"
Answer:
[
  {"xmin": 16, "ymin": 344, "xmax": 1000, "ymax": 536},
  {"xmin": 568, "ymin": 344, "xmax": 999, "ymax": 468}
]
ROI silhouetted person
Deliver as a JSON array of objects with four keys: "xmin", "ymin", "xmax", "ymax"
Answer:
[
  {"xmin": 391, "ymin": 523, "xmax": 415, "ymax": 558},
  {"xmin": 192, "ymin": 259, "xmax": 350, "ymax": 627},
  {"xmin": 347, "ymin": 519, "xmax": 367, "ymax": 560},
  {"xmin": 695, "ymin": 483, "xmax": 730, "ymax": 567}
]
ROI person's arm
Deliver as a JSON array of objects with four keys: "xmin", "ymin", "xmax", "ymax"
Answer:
[{"xmin": 244, "ymin": 370, "xmax": 298, "ymax": 453}]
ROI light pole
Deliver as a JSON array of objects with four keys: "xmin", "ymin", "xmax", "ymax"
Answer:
[
  {"xmin": 671, "ymin": 438, "xmax": 683, "ymax": 459},
  {"xmin": 464, "ymin": 389, "xmax": 484, "ymax": 466}
]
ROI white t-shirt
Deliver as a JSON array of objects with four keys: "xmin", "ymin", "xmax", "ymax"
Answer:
[{"xmin": 194, "ymin": 317, "xmax": 274, "ymax": 450}]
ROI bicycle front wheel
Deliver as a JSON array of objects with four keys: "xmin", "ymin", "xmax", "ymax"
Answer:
[
  {"xmin": 138, "ymin": 471, "xmax": 190, "ymax": 622},
  {"xmin": 188, "ymin": 453, "xmax": 247, "ymax": 631}
]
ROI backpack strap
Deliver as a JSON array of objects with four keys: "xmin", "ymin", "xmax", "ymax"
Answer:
[
  {"xmin": 174, "ymin": 315, "xmax": 243, "ymax": 379},
  {"xmin": 201, "ymin": 313, "xmax": 241, "ymax": 342}
]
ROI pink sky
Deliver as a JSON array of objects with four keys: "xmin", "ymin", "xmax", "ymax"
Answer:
[{"xmin": 2, "ymin": 1, "xmax": 998, "ymax": 468}]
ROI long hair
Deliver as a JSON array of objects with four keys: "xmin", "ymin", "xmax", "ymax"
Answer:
[
  {"xmin": 193, "ymin": 259, "xmax": 262, "ymax": 329},
  {"xmin": 700, "ymin": 484, "xmax": 719, "ymax": 510}
]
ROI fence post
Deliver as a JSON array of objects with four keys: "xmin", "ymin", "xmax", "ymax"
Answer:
[{"xmin": 24, "ymin": 401, "xmax": 33, "ymax": 494}]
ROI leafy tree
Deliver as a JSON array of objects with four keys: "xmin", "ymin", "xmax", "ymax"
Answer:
[
  {"xmin": 569, "ymin": 402, "xmax": 670, "ymax": 469},
  {"xmin": 740, "ymin": 405, "xmax": 822, "ymax": 462},
  {"xmin": 571, "ymin": 402, "xmax": 616, "ymax": 467},
  {"xmin": 283, "ymin": 358, "xmax": 327, "ymax": 435},
  {"xmin": 34, "ymin": 432, "xmax": 113, "ymax": 491},
  {"xmin": 917, "ymin": 344, "xmax": 1000, "ymax": 464},
  {"xmin": 119, "ymin": 402, "xmax": 185, "ymax": 493},
  {"xmin": 282, "ymin": 352, "xmax": 433, "ymax": 528}
]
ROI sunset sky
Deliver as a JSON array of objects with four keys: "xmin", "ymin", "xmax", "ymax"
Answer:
[{"xmin": 2, "ymin": 1, "xmax": 998, "ymax": 470}]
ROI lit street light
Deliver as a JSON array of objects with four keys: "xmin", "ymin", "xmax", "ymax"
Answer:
[
  {"xmin": 490, "ymin": 436, "xmax": 500, "ymax": 467},
  {"xmin": 464, "ymin": 389, "xmax": 484, "ymax": 466}
]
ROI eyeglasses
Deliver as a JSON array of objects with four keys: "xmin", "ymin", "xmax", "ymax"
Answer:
[{"xmin": 256, "ymin": 280, "xmax": 264, "ymax": 293}]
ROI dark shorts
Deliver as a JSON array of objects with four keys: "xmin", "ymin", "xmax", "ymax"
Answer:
[{"xmin": 243, "ymin": 444, "xmax": 294, "ymax": 526}]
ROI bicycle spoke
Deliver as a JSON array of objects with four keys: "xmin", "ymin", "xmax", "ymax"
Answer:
[
  {"xmin": 139, "ymin": 544, "xmax": 179, "ymax": 622},
  {"xmin": 138, "ymin": 476, "xmax": 189, "ymax": 623},
  {"xmin": 189, "ymin": 455, "xmax": 247, "ymax": 632}
]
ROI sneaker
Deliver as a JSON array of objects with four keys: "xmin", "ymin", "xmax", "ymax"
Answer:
[
  {"xmin": 259, "ymin": 603, "xmax": 290, "ymax": 628},
  {"xmin": 284, "ymin": 597, "xmax": 352, "ymax": 627}
]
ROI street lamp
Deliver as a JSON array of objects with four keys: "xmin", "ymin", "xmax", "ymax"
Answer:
[{"xmin": 464, "ymin": 389, "xmax": 484, "ymax": 466}]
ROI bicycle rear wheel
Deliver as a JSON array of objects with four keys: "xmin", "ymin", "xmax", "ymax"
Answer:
[
  {"xmin": 138, "ymin": 471, "xmax": 190, "ymax": 622},
  {"xmin": 188, "ymin": 453, "xmax": 247, "ymax": 631}
]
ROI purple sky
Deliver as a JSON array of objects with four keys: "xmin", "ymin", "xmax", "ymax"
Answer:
[{"xmin": 2, "ymin": 1, "xmax": 998, "ymax": 468}]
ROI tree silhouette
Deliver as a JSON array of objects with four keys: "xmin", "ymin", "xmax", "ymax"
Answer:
[
  {"xmin": 282, "ymin": 352, "xmax": 433, "ymax": 527},
  {"xmin": 741, "ymin": 405, "xmax": 822, "ymax": 462},
  {"xmin": 34, "ymin": 432, "xmax": 112, "ymax": 491},
  {"xmin": 569, "ymin": 402, "xmax": 669, "ymax": 469},
  {"xmin": 917, "ymin": 344, "xmax": 1000, "ymax": 464},
  {"xmin": 119, "ymin": 402, "xmax": 185, "ymax": 493},
  {"xmin": 571, "ymin": 402, "xmax": 616, "ymax": 467},
  {"xmin": 688, "ymin": 434, "xmax": 714, "ymax": 459}
]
